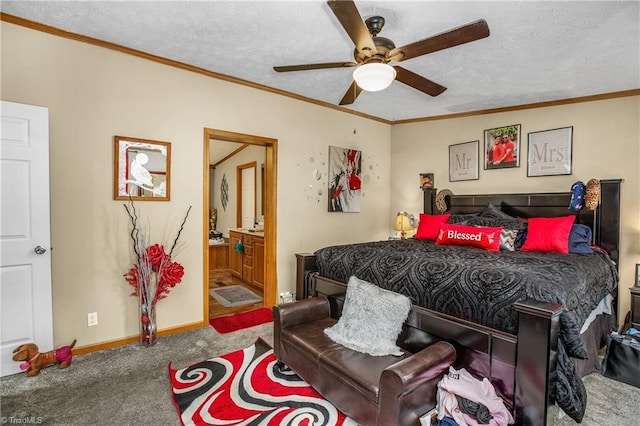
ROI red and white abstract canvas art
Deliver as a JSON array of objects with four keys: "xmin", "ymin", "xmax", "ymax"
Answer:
[{"xmin": 328, "ymin": 146, "xmax": 362, "ymax": 212}]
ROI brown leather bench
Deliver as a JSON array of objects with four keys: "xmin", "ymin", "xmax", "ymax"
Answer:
[{"xmin": 273, "ymin": 296, "xmax": 456, "ymax": 426}]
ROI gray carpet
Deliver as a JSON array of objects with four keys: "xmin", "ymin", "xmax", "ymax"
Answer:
[
  {"xmin": 1, "ymin": 323, "xmax": 273, "ymax": 425},
  {"xmin": 1, "ymin": 323, "xmax": 638, "ymax": 425},
  {"xmin": 555, "ymin": 372, "xmax": 640, "ymax": 425}
]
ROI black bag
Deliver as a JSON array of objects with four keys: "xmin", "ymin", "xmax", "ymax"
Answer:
[{"xmin": 601, "ymin": 333, "xmax": 640, "ymax": 388}]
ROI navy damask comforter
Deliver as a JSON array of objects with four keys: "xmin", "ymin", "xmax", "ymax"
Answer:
[{"xmin": 314, "ymin": 238, "xmax": 618, "ymax": 422}]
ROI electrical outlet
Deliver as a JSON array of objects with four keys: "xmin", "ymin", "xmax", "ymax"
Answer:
[{"xmin": 87, "ymin": 312, "xmax": 98, "ymax": 327}]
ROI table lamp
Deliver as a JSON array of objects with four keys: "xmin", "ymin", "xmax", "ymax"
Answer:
[{"xmin": 394, "ymin": 211, "xmax": 414, "ymax": 239}]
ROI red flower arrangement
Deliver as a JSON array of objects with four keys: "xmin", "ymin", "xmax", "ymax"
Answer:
[
  {"xmin": 123, "ymin": 244, "xmax": 185, "ymax": 305},
  {"xmin": 123, "ymin": 201, "xmax": 191, "ymax": 345}
]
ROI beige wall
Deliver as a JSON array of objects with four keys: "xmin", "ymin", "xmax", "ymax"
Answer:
[
  {"xmin": 391, "ymin": 96, "xmax": 640, "ymax": 323},
  {"xmin": 1, "ymin": 23, "xmax": 392, "ymax": 348},
  {"xmin": 3, "ymin": 21, "xmax": 637, "ymax": 348}
]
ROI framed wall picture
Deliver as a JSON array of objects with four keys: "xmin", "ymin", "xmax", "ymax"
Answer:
[
  {"xmin": 483, "ymin": 124, "xmax": 521, "ymax": 170},
  {"xmin": 636, "ymin": 264, "xmax": 640, "ymax": 287},
  {"xmin": 420, "ymin": 173, "xmax": 434, "ymax": 189},
  {"xmin": 113, "ymin": 136, "xmax": 171, "ymax": 201},
  {"xmin": 328, "ymin": 145, "xmax": 362, "ymax": 212},
  {"xmin": 449, "ymin": 140, "xmax": 479, "ymax": 182},
  {"xmin": 527, "ymin": 126, "xmax": 573, "ymax": 177}
]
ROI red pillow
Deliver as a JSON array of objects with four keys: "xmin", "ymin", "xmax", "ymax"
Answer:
[
  {"xmin": 435, "ymin": 223, "xmax": 503, "ymax": 252},
  {"xmin": 520, "ymin": 216, "xmax": 576, "ymax": 254},
  {"xmin": 415, "ymin": 214, "xmax": 450, "ymax": 240}
]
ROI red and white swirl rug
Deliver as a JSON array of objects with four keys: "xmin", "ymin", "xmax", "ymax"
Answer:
[{"xmin": 169, "ymin": 338, "xmax": 355, "ymax": 426}]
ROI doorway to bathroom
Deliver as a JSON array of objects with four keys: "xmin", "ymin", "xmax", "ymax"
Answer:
[{"xmin": 203, "ymin": 128, "xmax": 277, "ymax": 321}]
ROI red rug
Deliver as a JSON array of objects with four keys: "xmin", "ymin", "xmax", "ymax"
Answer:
[
  {"xmin": 169, "ymin": 338, "xmax": 354, "ymax": 425},
  {"xmin": 209, "ymin": 307, "xmax": 273, "ymax": 334}
]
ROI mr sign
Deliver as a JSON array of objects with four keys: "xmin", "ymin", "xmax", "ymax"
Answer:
[{"xmin": 449, "ymin": 140, "xmax": 479, "ymax": 182}]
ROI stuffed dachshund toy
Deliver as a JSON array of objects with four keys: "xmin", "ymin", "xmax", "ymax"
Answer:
[{"xmin": 12, "ymin": 339, "xmax": 77, "ymax": 377}]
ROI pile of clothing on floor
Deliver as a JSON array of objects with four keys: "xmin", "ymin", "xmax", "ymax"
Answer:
[{"xmin": 435, "ymin": 367, "xmax": 514, "ymax": 426}]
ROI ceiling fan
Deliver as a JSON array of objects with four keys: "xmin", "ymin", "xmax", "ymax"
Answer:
[{"xmin": 273, "ymin": 0, "xmax": 490, "ymax": 105}]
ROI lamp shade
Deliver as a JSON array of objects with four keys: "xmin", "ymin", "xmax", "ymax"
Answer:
[
  {"xmin": 353, "ymin": 63, "xmax": 396, "ymax": 92},
  {"xmin": 394, "ymin": 212, "xmax": 414, "ymax": 239}
]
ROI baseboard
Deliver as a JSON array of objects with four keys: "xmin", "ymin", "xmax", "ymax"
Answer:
[{"xmin": 71, "ymin": 320, "xmax": 208, "ymax": 355}]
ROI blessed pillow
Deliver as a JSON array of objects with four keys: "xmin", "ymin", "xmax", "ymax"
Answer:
[
  {"xmin": 415, "ymin": 213, "xmax": 451, "ymax": 240},
  {"xmin": 569, "ymin": 224, "xmax": 594, "ymax": 254},
  {"xmin": 520, "ymin": 216, "xmax": 576, "ymax": 254},
  {"xmin": 448, "ymin": 215, "xmax": 517, "ymax": 251},
  {"xmin": 436, "ymin": 223, "xmax": 502, "ymax": 252},
  {"xmin": 324, "ymin": 276, "xmax": 411, "ymax": 357}
]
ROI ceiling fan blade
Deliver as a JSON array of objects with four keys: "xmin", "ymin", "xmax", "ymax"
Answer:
[
  {"xmin": 394, "ymin": 66, "xmax": 447, "ymax": 97},
  {"xmin": 274, "ymin": 62, "xmax": 357, "ymax": 72},
  {"xmin": 339, "ymin": 80, "xmax": 363, "ymax": 105},
  {"xmin": 389, "ymin": 19, "xmax": 490, "ymax": 62},
  {"xmin": 327, "ymin": 0, "xmax": 377, "ymax": 56}
]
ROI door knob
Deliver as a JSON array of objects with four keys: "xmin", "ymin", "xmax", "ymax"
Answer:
[{"xmin": 34, "ymin": 245, "xmax": 47, "ymax": 255}]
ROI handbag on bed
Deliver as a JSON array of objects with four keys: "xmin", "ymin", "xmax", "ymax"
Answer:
[{"xmin": 601, "ymin": 332, "xmax": 640, "ymax": 388}]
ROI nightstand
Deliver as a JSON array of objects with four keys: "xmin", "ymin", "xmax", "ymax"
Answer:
[{"xmin": 630, "ymin": 287, "xmax": 640, "ymax": 329}]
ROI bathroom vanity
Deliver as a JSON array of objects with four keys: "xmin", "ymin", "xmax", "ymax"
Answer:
[{"xmin": 228, "ymin": 229, "xmax": 265, "ymax": 290}]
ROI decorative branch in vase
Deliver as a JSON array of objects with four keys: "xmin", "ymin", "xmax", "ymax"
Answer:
[{"xmin": 123, "ymin": 200, "xmax": 192, "ymax": 346}]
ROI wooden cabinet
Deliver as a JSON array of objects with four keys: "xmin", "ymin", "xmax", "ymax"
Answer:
[
  {"xmin": 228, "ymin": 230, "xmax": 264, "ymax": 290},
  {"xmin": 631, "ymin": 287, "xmax": 640, "ymax": 329},
  {"xmin": 242, "ymin": 234, "xmax": 254, "ymax": 285},
  {"xmin": 228, "ymin": 231, "xmax": 243, "ymax": 278},
  {"xmin": 253, "ymin": 237, "xmax": 265, "ymax": 289},
  {"xmin": 208, "ymin": 242, "xmax": 229, "ymax": 271}
]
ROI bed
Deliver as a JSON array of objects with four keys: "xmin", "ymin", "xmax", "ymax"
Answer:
[{"xmin": 295, "ymin": 179, "xmax": 621, "ymax": 425}]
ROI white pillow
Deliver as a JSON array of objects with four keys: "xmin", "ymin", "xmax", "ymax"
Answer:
[{"xmin": 324, "ymin": 276, "xmax": 411, "ymax": 356}]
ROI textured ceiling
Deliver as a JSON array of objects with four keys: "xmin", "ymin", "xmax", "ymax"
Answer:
[{"xmin": 2, "ymin": 0, "xmax": 639, "ymax": 122}]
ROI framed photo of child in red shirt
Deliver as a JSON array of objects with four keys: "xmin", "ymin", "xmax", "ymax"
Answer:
[{"xmin": 483, "ymin": 124, "xmax": 521, "ymax": 170}]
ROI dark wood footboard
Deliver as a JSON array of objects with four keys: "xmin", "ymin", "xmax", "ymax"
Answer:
[
  {"xmin": 295, "ymin": 256, "xmax": 563, "ymax": 425},
  {"xmin": 514, "ymin": 300, "xmax": 563, "ymax": 425}
]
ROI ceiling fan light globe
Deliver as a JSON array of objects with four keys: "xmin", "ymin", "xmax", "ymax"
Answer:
[{"xmin": 353, "ymin": 63, "xmax": 396, "ymax": 92}]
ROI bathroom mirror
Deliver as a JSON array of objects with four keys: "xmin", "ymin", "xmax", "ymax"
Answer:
[{"xmin": 113, "ymin": 136, "xmax": 171, "ymax": 201}]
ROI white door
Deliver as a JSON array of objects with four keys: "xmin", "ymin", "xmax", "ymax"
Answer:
[
  {"xmin": 0, "ymin": 101, "xmax": 53, "ymax": 377},
  {"xmin": 241, "ymin": 166, "xmax": 255, "ymax": 229}
]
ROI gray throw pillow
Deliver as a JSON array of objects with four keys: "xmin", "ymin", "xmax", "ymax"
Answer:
[
  {"xmin": 478, "ymin": 204, "xmax": 528, "ymax": 247},
  {"xmin": 500, "ymin": 229, "xmax": 518, "ymax": 251},
  {"xmin": 324, "ymin": 276, "xmax": 411, "ymax": 356},
  {"xmin": 481, "ymin": 202, "xmax": 518, "ymax": 222}
]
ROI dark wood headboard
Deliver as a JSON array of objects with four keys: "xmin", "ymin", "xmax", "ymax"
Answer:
[{"xmin": 423, "ymin": 179, "xmax": 622, "ymax": 267}]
